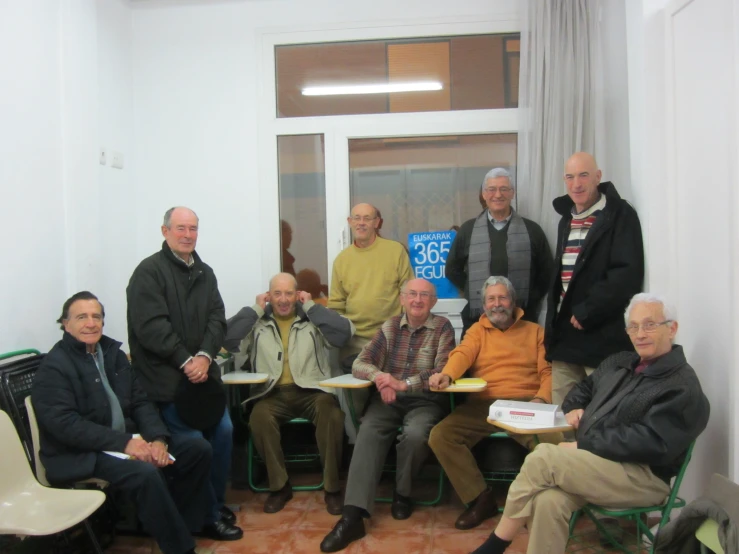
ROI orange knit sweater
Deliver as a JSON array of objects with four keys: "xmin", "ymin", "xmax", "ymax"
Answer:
[{"xmin": 442, "ymin": 308, "xmax": 552, "ymax": 403}]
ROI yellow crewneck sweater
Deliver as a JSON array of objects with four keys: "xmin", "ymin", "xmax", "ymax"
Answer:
[
  {"xmin": 442, "ymin": 308, "xmax": 552, "ymax": 402},
  {"xmin": 328, "ymin": 236, "xmax": 412, "ymax": 339},
  {"xmin": 274, "ymin": 312, "xmax": 295, "ymax": 386}
]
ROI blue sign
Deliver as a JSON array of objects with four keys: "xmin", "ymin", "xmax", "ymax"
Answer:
[{"xmin": 408, "ymin": 231, "xmax": 458, "ymax": 299}]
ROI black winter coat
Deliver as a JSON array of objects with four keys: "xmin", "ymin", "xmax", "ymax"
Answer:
[
  {"xmin": 562, "ymin": 345, "xmax": 710, "ymax": 483},
  {"xmin": 545, "ymin": 182, "xmax": 644, "ymax": 367},
  {"xmin": 126, "ymin": 242, "xmax": 226, "ymax": 402},
  {"xmin": 31, "ymin": 333, "xmax": 169, "ymax": 485}
]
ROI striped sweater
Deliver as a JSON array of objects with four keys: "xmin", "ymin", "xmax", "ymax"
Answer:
[{"xmin": 560, "ymin": 194, "xmax": 607, "ymax": 299}]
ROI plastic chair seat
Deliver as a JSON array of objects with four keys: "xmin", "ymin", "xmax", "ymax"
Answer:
[{"xmin": 0, "ymin": 482, "xmax": 105, "ymax": 536}]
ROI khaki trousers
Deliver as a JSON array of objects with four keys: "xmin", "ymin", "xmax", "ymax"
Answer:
[
  {"xmin": 551, "ymin": 361, "xmax": 596, "ymax": 407},
  {"xmin": 503, "ymin": 443, "xmax": 671, "ymax": 554},
  {"xmin": 249, "ymin": 385, "xmax": 345, "ymax": 492},
  {"xmin": 429, "ymin": 399, "xmax": 557, "ymax": 504}
]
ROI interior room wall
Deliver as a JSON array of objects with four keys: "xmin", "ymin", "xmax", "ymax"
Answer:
[{"xmin": 625, "ymin": 0, "xmax": 739, "ymax": 498}]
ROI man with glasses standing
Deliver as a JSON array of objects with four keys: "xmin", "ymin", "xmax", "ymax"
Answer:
[
  {"xmin": 545, "ymin": 153, "xmax": 644, "ymax": 408},
  {"xmin": 320, "ymin": 279, "xmax": 455, "ymax": 552},
  {"xmin": 446, "ymin": 168, "xmax": 552, "ymax": 334},
  {"xmin": 328, "ymin": 203, "xmax": 412, "ymax": 359}
]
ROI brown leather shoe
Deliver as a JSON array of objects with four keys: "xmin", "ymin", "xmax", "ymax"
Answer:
[
  {"xmin": 264, "ymin": 482, "xmax": 293, "ymax": 513},
  {"xmin": 455, "ymin": 487, "xmax": 499, "ymax": 530},
  {"xmin": 325, "ymin": 490, "xmax": 343, "ymax": 515}
]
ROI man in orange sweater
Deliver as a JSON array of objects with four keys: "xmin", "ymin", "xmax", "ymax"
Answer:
[{"xmin": 428, "ymin": 276, "xmax": 552, "ymax": 530}]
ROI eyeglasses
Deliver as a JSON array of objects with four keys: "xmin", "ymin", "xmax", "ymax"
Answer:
[
  {"xmin": 483, "ymin": 187, "xmax": 513, "ymax": 195},
  {"xmin": 402, "ymin": 291, "xmax": 434, "ymax": 300},
  {"xmin": 350, "ymin": 216, "xmax": 377, "ymax": 223},
  {"xmin": 625, "ymin": 320, "xmax": 673, "ymax": 335}
]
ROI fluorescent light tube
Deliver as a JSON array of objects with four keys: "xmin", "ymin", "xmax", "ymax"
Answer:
[{"xmin": 302, "ymin": 81, "xmax": 443, "ymax": 96}]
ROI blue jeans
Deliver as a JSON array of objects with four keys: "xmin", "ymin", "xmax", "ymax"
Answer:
[{"xmin": 160, "ymin": 403, "xmax": 233, "ymax": 523}]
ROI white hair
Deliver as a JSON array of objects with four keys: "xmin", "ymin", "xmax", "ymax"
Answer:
[
  {"xmin": 624, "ymin": 293, "xmax": 677, "ymax": 324},
  {"xmin": 482, "ymin": 275, "xmax": 516, "ymax": 305},
  {"xmin": 481, "ymin": 167, "xmax": 514, "ymax": 192}
]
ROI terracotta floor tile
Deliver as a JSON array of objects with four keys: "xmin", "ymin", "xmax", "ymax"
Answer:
[
  {"xmin": 369, "ymin": 503, "xmax": 435, "ymax": 532},
  {"xmin": 355, "ymin": 530, "xmax": 432, "ymax": 554},
  {"xmin": 283, "ymin": 527, "xmax": 364, "ymax": 554}
]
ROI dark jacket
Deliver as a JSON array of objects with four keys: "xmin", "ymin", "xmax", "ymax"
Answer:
[
  {"xmin": 655, "ymin": 473, "xmax": 739, "ymax": 554},
  {"xmin": 126, "ymin": 242, "xmax": 226, "ymax": 403},
  {"xmin": 545, "ymin": 182, "xmax": 644, "ymax": 367},
  {"xmin": 31, "ymin": 333, "xmax": 169, "ymax": 485},
  {"xmin": 445, "ymin": 212, "xmax": 553, "ymax": 322},
  {"xmin": 562, "ymin": 345, "xmax": 710, "ymax": 483}
]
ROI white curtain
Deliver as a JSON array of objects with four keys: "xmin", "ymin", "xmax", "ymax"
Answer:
[{"xmin": 516, "ymin": 0, "xmax": 605, "ymax": 246}]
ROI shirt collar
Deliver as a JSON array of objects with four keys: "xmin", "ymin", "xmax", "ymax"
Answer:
[
  {"xmin": 400, "ymin": 313, "xmax": 437, "ymax": 331},
  {"xmin": 487, "ymin": 209, "xmax": 512, "ymax": 225},
  {"xmin": 170, "ymin": 247, "xmax": 195, "ymax": 267}
]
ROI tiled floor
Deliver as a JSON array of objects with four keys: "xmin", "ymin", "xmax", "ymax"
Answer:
[{"xmin": 98, "ymin": 476, "xmax": 642, "ymax": 554}]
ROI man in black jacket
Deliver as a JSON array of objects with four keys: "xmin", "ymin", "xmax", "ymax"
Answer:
[
  {"xmin": 127, "ymin": 206, "xmax": 242, "ymax": 541},
  {"xmin": 32, "ymin": 291, "xmax": 214, "ymax": 554},
  {"xmin": 546, "ymin": 153, "xmax": 644, "ymax": 407},
  {"xmin": 445, "ymin": 168, "xmax": 552, "ymax": 332},
  {"xmin": 470, "ymin": 293, "xmax": 710, "ymax": 554}
]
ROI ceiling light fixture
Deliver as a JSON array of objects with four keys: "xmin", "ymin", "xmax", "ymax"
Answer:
[{"xmin": 302, "ymin": 81, "xmax": 443, "ymax": 96}]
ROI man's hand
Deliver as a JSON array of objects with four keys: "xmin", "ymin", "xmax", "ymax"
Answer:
[
  {"xmin": 373, "ymin": 373, "xmax": 393, "ymax": 390},
  {"xmin": 570, "ymin": 315, "xmax": 584, "ymax": 330},
  {"xmin": 429, "ymin": 373, "xmax": 452, "ymax": 390},
  {"xmin": 530, "ymin": 398, "xmax": 545, "ymax": 404},
  {"xmin": 124, "ymin": 437, "xmax": 153, "ymax": 463},
  {"xmin": 256, "ymin": 292, "xmax": 271, "ymax": 309},
  {"xmin": 380, "ymin": 387, "xmax": 397, "ymax": 404},
  {"xmin": 559, "ymin": 441, "xmax": 578, "ymax": 449},
  {"xmin": 150, "ymin": 441, "xmax": 173, "ymax": 468},
  {"xmin": 565, "ymin": 409, "xmax": 585, "ymax": 429},
  {"xmin": 296, "ymin": 290, "xmax": 312, "ymax": 304},
  {"xmin": 184, "ymin": 356, "xmax": 210, "ymax": 383}
]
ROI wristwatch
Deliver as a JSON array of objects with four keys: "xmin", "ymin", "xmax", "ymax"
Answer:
[{"xmin": 405, "ymin": 378, "xmax": 412, "ymax": 390}]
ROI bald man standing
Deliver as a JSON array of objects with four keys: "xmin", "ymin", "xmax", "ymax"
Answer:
[
  {"xmin": 328, "ymin": 203, "xmax": 412, "ymax": 358},
  {"xmin": 545, "ymin": 153, "xmax": 644, "ymax": 407}
]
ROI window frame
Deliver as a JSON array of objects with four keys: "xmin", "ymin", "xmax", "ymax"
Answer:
[{"xmin": 256, "ymin": 17, "xmax": 520, "ymax": 287}]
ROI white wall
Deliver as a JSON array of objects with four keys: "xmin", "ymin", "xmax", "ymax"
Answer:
[
  {"xmin": 0, "ymin": 0, "xmax": 134, "ymax": 353},
  {"xmin": 1, "ymin": 1, "xmax": 67, "ymax": 352},
  {"xmin": 626, "ymin": 0, "xmax": 739, "ymax": 497}
]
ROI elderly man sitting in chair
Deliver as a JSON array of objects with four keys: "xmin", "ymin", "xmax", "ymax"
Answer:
[
  {"xmin": 32, "ymin": 291, "xmax": 217, "ymax": 554},
  {"xmin": 470, "ymin": 293, "xmax": 710, "ymax": 554}
]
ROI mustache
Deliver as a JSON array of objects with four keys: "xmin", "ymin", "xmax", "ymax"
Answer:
[{"xmin": 489, "ymin": 307, "xmax": 509, "ymax": 313}]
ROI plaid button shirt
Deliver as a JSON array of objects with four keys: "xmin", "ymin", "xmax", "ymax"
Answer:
[{"xmin": 352, "ymin": 313, "xmax": 455, "ymax": 392}]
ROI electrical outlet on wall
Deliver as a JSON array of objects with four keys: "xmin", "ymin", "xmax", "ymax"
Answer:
[
  {"xmin": 111, "ymin": 151, "xmax": 124, "ymax": 169},
  {"xmin": 99, "ymin": 148, "xmax": 107, "ymax": 165}
]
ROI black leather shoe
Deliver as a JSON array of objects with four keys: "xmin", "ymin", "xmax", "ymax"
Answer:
[
  {"xmin": 199, "ymin": 520, "xmax": 244, "ymax": 541},
  {"xmin": 219, "ymin": 505, "xmax": 236, "ymax": 525},
  {"xmin": 264, "ymin": 482, "xmax": 293, "ymax": 513},
  {"xmin": 391, "ymin": 492, "xmax": 413, "ymax": 520},
  {"xmin": 455, "ymin": 487, "xmax": 499, "ymax": 530},
  {"xmin": 320, "ymin": 516, "xmax": 365, "ymax": 552}
]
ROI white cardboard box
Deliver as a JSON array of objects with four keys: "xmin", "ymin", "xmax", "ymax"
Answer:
[{"xmin": 488, "ymin": 400, "xmax": 560, "ymax": 426}]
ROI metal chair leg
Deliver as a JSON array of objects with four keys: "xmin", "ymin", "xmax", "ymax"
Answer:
[{"xmin": 82, "ymin": 519, "xmax": 104, "ymax": 554}]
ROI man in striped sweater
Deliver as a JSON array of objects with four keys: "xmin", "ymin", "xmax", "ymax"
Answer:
[
  {"xmin": 320, "ymin": 278, "xmax": 455, "ymax": 552},
  {"xmin": 545, "ymin": 152, "xmax": 644, "ymax": 407}
]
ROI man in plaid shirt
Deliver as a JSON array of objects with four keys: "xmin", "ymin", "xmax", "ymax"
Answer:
[{"xmin": 320, "ymin": 278, "xmax": 456, "ymax": 553}]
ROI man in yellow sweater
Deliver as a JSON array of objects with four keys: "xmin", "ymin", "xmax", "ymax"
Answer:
[
  {"xmin": 428, "ymin": 275, "xmax": 552, "ymax": 530},
  {"xmin": 328, "ymin": 202, "xmax": 413, "ymax": 357}
]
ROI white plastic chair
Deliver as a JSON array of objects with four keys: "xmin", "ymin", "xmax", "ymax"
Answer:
[{"xmin": 0, "ymin": 409, "xmax": 105, "ymax": 551}]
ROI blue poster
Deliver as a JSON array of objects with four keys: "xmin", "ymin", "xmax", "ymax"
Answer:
[{"xmin": 408, "ymin": 231, "xmax": 458, "ymax": 299}]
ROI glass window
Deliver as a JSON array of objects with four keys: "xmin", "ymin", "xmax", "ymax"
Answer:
[
  {"xmin": 276, "ymin": 34, "xmax": 520, "ymax": 118},
  {"xmin": 277, "ymin": 135, "xmax": 329, "ymax": 303},
  {"xmin": 348, "ymin": 134, "xmax": 518, "ymax": 246}
]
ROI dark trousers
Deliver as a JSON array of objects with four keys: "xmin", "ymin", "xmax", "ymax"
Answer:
[
  {"xmin": 249, "ymin": 384, "xmax": 345, "ymax": 492},
  {"xmin": 92, "ymin": 434, "xmax": 212, "ymax": 554}
]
